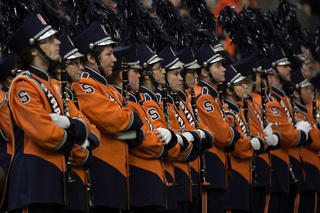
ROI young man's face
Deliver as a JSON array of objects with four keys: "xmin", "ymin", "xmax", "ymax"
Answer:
[
  {"xmin": 99, "ymin": 45, "xmax": 117, "ymax": 77},
  {"xmin": 66, "ymin": 58, "xmax": 84, "ymax": 82},
  {"xmin": 277, "ymin": 65, "xmax": 292, "ymax": 82},
  {"xmin": 39, "ymin": 34, "xmax": 61, "ymax": 62},
  {"xmin": 209, "ymin": 61, "xmax": 226, "ymax": 82},
  {"xmin": 167, "ymin": 68, "xmax": 183, "ymax": 93}
]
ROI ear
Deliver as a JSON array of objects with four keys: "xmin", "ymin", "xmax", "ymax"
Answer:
[
  {"xmin": 200, "ymin": 68, "xmax": 207, "ymax": 77},
  {"xmin": 31, "ymin": 48, "xmax": 37, "ymax": 56},
  {"xmin": 293, "ymin": 90, "xmax": 300, "ymax": 99},
  {"xmin": 87, "ymin": 53, "xmax": 96, "ymax": 64},
  {"xmin": 226, "ymin": 87, "xmax": 233, "ymax": 96}
]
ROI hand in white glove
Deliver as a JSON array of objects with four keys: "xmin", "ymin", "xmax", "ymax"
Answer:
[
  {"xmin": 155, "ymin": 128, "xmax": 172, "ymax": 145},
  {"xmin": 75, "ymin": 139, "xmax": 90, "ymax": 152},
  {"xmin": 197, "ymin": 129, "xmax": 206, "ymax": 140},
  {"xmin": 265, "ymin": 134, "xmax": 279, "ymax": 147},
  {"xmin": 263, "ymin": 123, "xmax": 273, "ymax": 137},
  {"xmin": 114, "ymin": 130, "xmax": 137, "ymax": 140},
  {"xmin": 182, "ymin": 132, "xmax": 194, "ymax": 142},
  {"xmin": 250, "ymin": 138, "xmax": 261, "ymax": 151},
  {"xmin": 49, "ymin": 113, "xmax": 70, "ymax": 129},
  {"xmin": 295, "ymin": 121, "xmax": 312, "ymax": 136},
  {"xmin": 175, "ymin": 133, "xmax": 184, "ymax": 146}
]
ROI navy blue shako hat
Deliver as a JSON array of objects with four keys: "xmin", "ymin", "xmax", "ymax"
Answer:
[
  {"xmin": 113, "ymin": 45, "xmax": 142, "ymax": 70},
  {"xmin": 73, "ymin": 22, "xmax": 117, "ymax": 55},
  {"xmin": 233, "ymin": 54, "xmax": 262, "ymax": 77},
  {"xmin": 137, "ymin": 44, "xmax": 163, "ymax": 69},
  {"xmin": 157, "ymin": 45, "xmax": 184, "ymax": 71},
  {"xmin": 58, "ymin": 33, "xmax": 84, "ymax": 60},
  {"xmin": 195, "ymin": 43, "xmax": 224, "ymax": 68},
  {"xmin": 175, "ymin": 46, "xmax": 201, "ymax": 70},
  {"xmin": 269, "ymin": 47, "xmax": 292, "ymax": 67},
  {"xmin": 223, "ymin": 64, "xmax": 246, "ymax": 90},
  {"xmin": 8, "ymin": 12, "xmax": 58, "ymax": 55},
  {"xmin": 291, "ymin": 69, "xmax": 311, "ymax": 89}
]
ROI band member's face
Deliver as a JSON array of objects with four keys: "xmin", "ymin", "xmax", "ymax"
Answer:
[
  {"xmin": 301, "ymin": 86, "xmax": 313, "ymax": 105},
  {"xmin": 185, "ymin": 70, "xmax": 198, "ymax": 89},
  {"xmin": 39, "ymin": 34, "xmax": 61, "ymax": 62},
  {"xmin": 233, "ymin": 80, "xmax": 248, "ymax": 99},
  {"xmin": 277, "ymin": 65, "xmax": 292, "ymax": 82},
  {"xmin": 301, "ymin": 62, "xmax": 311, "ymax": 82},
  {"xmin": 128, "ymin": 68, "xmax": 141, "ymax": 92},
  {"xmin": 209, "ymin": 61, "xmax": 226, "ymax": 82},
  {"xmin": 152, "ymin": 62, "xmax": 166, "ymax": 86},
  {"xmin": 66, "ymin": 58, "xmax": 84, "ymax": 82},
  {"xmin": 167, "ymin": 68, "xmax": 183, "ymax": 93},
  {"xmin": 100, "ymin": 45, "xmax": 117, "ymax": 77}
]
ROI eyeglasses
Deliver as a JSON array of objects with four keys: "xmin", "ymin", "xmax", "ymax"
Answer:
[
  {"xmin": 38, "ymin": 34, "xmax": 57, "ymax": 45},
  {"xmin": 66, "ymin": 59, "xmax": 83, "ymax": 68}
]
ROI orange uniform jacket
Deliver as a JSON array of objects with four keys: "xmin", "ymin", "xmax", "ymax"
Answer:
[
  {"xmin": 71, "ymin": 67, "xmax": 143, "ymax": 209},
  {"xmin": 267, "ymin": 85, "xmax": 309, "ymax": 193},
  {"xmin": 193, "ymin": 80, "xmax": 241, "ymax": 190},
  {"xmin": 6, "ymin": 67, "xmax": 91, "ymax": 211},
  {"xmin": 224, "ymin": 99, "xmax": 255, "ymax": 211},
  {"xmin": 51, "ymin": 78, "xmax": 100, "ymax": 211},
  {"xmin": 295, "ymin": 102, "xmax": 320, "ymax": 192},
  {"xmin": 139, "ymin": 85, "xmax": 181, "ymax": 210}
]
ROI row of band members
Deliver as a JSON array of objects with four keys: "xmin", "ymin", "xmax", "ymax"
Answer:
[{"xmin": 0, "ymin": 12, "xmax": 319, "ymax": 213}]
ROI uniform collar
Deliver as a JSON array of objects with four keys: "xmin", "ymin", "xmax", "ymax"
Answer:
[
  {"xmin": 225, "ymin": 99, "xmax": 240, "ymax": 113},
  {"xmin": 294, "ymin": 100, "xmax": 308, "ymax": 113},
  {"xmin": 177, "ymin": 90, "xmax": 188, "ymax": 102},
  {"xmin": 272, "ymin": 85, "xmax": 286, "ymax": 98},
  {"xmin": 198, "ymin": 80, "xmax": 218, "ymax": 98},
  {"xmin": 28, "ymin": 65, "xmax": 51, "ymax": 82},
  {"xmin": 139, "ymin": 85, "xmax": 158, "ymax": 101},
  {"xmin": 84, "ymin": 66, "xmax": 108, "ymax": 86}
]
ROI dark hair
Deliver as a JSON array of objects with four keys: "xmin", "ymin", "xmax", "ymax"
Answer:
[
  {"xmin": 15, "ymin": 46, "xmax": 34, "ymax": 70},
  {"xmin": 107, "ymin": 68, "xmax": 121, "ymax": 85}
]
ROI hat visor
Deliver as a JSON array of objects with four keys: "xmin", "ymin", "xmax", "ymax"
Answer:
[
  {"xmin": 300, "ymin": 79, "xmax": 312, "ymax": 88},
  {"xmin": 232, "ymin": 74, "xmax": 247, "ymax": 84},
  {"xmin": 185, "ymin": 61, "xmax": 201, "ymax": 70},
  {"xmin": 149, "ymin": 56, "xmax": 163, "ymax": 65},
  {"xmin": 277, "ymin": 60, "xmax": 292, "ymax": 66},
  {"xmin": 209, "ymin": 56, "xmax": 224, "ymax": 64},
  {"xmin": 130, "ymin": 64, "xmax": 143, "ymax": 69},
  {"xmin": 168, "ymin": 60, "xmax": 184, "ymax": 70},
  {"xmin": 97, "ymin": 40, "xmax": 118, "ymax": 48},
  {"xmin": 38, "ymin": 29, "xmax": 58, "ymax": 41},
  {"xmin": 213, "ymin": 44, "xmax": 225, "ymax": 53},
  {"xmin": 67, "ymin": 51, "xmax": 84, "ymax": 60}
]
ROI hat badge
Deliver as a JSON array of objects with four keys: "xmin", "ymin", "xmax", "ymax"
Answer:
[{"xmin": 37, "ymin": 14, "xmax": 47, "ymax": 25}]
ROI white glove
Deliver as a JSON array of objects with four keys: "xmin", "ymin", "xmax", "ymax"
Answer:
[
  {"xmin": 265, "ymin": 134, "xmax": 279, "ymax": 147},
  {"xmin": 263, "ymin": 123, "xmax": 273, "ymax": 137},
  {"xmin": 49, "ymin": 113, "xmax": 70, "ymax": 129},
  {"xmin": 175, "ymin": 133, "xmax": 184, "ymax": 146},
  {"xmin": 250, "ymin": 138, "xmax": 261, "ymax": 151},
  {"xmin": 155, "ymin": 128, "xmax": 172, "ymax": 145},
  {"xmin": 295, "ymin": 121, "xmax": 312, "ymax": 136},
  {"xmin": 114, "ymin": 130, "xmax": 137, "ymax": 140},
  {"xmin": 81, "ymin": 139, "xmax": 90, "ymax": 150},
  {"xmin": 198, "ymin": 129, "xmax": 206, "ymax": 140},
  {"xmin": 182, "ymin": 132, "xmax": 194, "ymax": 142}
]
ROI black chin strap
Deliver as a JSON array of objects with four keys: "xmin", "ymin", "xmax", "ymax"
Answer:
[
  {"xmin": 146, "ymin": 70, "xmax": 159, "ymax": 89},
  {"xmin": 228, "ymin": 85, "xmax": 241, "ymax": 101},
  {"xmin": 33, "ymin": 44, "xmax": 59, "ymax": 73},
  {"xmin": 205, "ymin": 67, "xmax": 218, "ymax": 85},
  {"xmin": 91, "ymin": 51, "xmax": 108, "ymax": 80}
]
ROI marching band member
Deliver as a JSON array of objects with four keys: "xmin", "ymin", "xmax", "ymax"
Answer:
[
  {"xmin": 6, "ymin": 12, "xmax": 91, "ymax": 213},
  {"xmin": 71, "ymin": 22, "xmax": 143, "ymax": 213},
  {"xmin": 194, "ymin": 44, "xmax": 241, "ymax": 213}
]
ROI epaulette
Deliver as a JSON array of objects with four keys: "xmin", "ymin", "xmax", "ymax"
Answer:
[
  {"xmin": 201, "ymin": 86, "xmax": 210, "ymax": 95},
  {"xmin": 81, "ymin": 72, "xmax": 90, "ymax": 78},
  {"xmin": 129, "ymin": 92, "xmax": 138, "ymax": 103}
]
